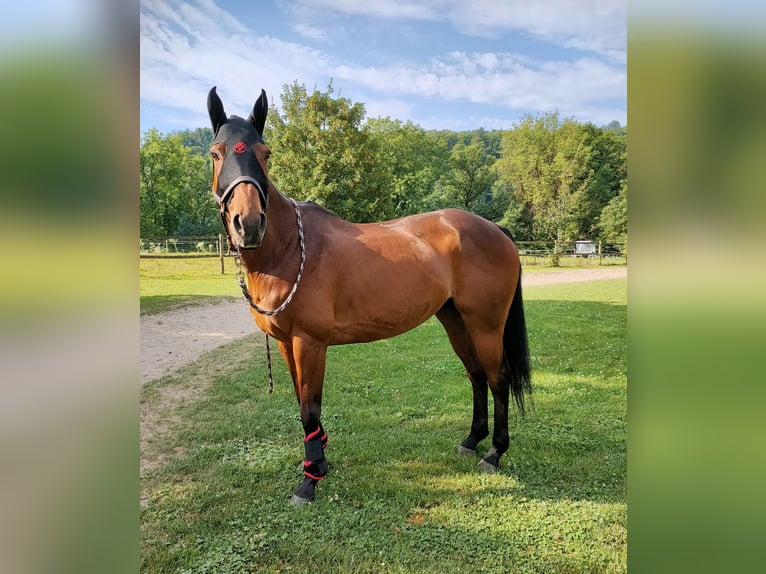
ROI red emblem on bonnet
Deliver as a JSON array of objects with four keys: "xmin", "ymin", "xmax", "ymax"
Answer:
[{"xmin": 233, "ymin": 141, "xmax": 247, "ymax": 153}]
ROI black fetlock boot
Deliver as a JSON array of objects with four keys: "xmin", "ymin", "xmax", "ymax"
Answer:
[{"xmin": 290, "ymin": 426, "xmax": 328, "ymax": 506}]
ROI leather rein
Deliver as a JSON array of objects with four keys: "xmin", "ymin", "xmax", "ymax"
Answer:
[{"xmin": 217, "ymin": 179, "xmax": 306, "ymax": 394}]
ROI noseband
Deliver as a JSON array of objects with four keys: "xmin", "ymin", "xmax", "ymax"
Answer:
[
  {"xmin": 215, "ymin": 176, "xmax": 269, "ymax": 250},
  {"xmin": 215, "ymin": 175, "xmax": 268, "ymax": 212}
]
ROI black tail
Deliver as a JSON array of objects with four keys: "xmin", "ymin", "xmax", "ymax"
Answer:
[
  {"xmin": 503, "ymin": 266, "xmax": 532, "ymax": 414},
  {"xmin": 495, "ymin": 224, "xmax": 531, "ymax": 414}
]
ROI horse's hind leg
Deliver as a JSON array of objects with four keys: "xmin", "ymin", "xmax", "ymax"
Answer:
[
  {"xmin": 436, "ymin": 302, "xmax": 489, "ymax": 456},
  {"xmin": 460, "ymin": 373, "xmax": 490, "ymax": 456},
  {"xmin": 468, "ymin": 329, "xmax": 510, "ymax": 473}
]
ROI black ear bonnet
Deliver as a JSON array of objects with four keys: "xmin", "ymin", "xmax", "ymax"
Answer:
[
  {"xmin": 211, "ymin": 116, "xmax": 269, "ymax": 210},
  {"xmin": 207, "ymin": 86, "xmax": 270, "ymax": 211}
]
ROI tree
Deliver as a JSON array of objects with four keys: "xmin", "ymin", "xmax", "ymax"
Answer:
[
  {"xmin": 575, "ymin": 124, "xmax": 627, "ymax": 239},
  {"xmin": 366, "ymin": 117, "xmax": 449, "ymax": 216},
  {"xmin": 179, "ymin": 127, "xmax": 213, "ymax": 157},
  {"xmin": 598, "ymin": 180, "xmax": 627, "ymax": 245},
  {"xmin": 489, "ymin": 180, "xmax": 526, "ymax": 236},
  {"xmin": 428, "ymin": 128, "xmax": 503, "ymax": 158},
  {"xmin": 605, "ymin": 120, "xmax": 624, "ymax": 132},
  {"xmin": 496, "ymin": 113, "xmax": 594, "ymax": 261},
  {"xmin": 440, "ymin": 139, "xmax": 498, "ymax": 212},
  {"xmin": 175, "ymin": 128, "xmax": 219, "ymax": 235},
  {"xmin": 266, "ymin": 82, "xmax": 392, "ymax": 222},
  {"xmin": 174, "ymin": 153, "xmax": 217, "ymax": 236},
  {"xmin": 140, "ymin": 129, "xmax": 215, "ymax": 236}
]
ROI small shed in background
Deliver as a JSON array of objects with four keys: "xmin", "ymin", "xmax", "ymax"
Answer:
[{"xmin": 574, "ymin": 240, "xmax": 597, "ymax": 257}]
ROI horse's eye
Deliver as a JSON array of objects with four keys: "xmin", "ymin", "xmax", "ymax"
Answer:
[
  {"xmin": 211, "ymin": 151, "xmax": 220, "ymax": 161},
  {"xmin": 265, "ymin": 151, "xmax": 272, "ymax": 160}
]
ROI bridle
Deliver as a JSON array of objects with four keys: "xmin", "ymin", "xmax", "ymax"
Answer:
[{"xmin": 214, "ymin": 174, "xmax": 268, "ymax": 249}]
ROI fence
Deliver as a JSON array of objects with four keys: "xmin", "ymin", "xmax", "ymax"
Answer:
[
  {"xmin": 140, "ymin": 236, "xmax": 627, "ymax": 273},
  {"xmin": 140, "ymin": 235, "xmax": 230, "ymax": 273},
  {"xmin": 516, "ymin": 241, "xmax": 627, "ymax": 266}
]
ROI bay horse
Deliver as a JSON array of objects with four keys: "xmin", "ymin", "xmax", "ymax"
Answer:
[{"xmin": 207, "ymin": 87, "xmax": 531, "ymax": 505}]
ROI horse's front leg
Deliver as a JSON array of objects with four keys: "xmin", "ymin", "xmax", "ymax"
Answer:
[
  {"xmin": 288, "ymin": 336, "xmax": 328, "ymax": 506},
  {"xmin": 277, "ymin": 340, "xmax": 300, "ymax": 405}
]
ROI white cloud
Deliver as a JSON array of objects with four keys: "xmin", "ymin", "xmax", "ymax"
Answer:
[
  {"xmin": 447, "ymin": 0, "xmax": 625, "ymax": 54},
  {"xmin": 291, "ymin": 0, "xmax": 436, "ymax": 21},
  {"xmin": 291, "ymin": 23, "xmax": 329, "ymax": 42},
  {"xmin": 334, "ymin": 51, "xmax": 624, "ymax": 118},
  {"xmin": 293, "ymin": 0, "xmax": 625, "ymax": 56},
  {"xmin": 140, "ymin": 1, "xmax": 625, "ymax": 131},
  {"xmin": 141, "ymin": 0, "xmax": 335, "ymax": 119}
]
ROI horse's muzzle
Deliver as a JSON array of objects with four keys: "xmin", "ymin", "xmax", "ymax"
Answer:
[{"xmin": 231, "ymin": 211, "xmax": 267, "ymax": 249}]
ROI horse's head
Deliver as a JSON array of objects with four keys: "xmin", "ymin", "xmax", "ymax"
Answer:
[{"xmin": 208, "ymin": 87, "xmax": 272, "ymax": 249}]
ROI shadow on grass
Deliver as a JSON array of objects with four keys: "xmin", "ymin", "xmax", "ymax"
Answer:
[{"xmin": 318, "ymin": 298, "xmax": 626, "ymax": 504}]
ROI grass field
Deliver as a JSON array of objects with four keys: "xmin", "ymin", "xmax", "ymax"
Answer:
[
  {"xmin": 140, "ymin": 277, "xmax": 626, "ymax": 573},
  {"xmin": 140, "ymin": 257, "xmax": 242, "ymax": 315}
]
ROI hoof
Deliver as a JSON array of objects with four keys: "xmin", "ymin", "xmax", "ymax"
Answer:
[
  {"xmin": 289, "ymin": 494, "xmax": 313, "ymax": 506},
  {"xmin": 477, "ymin": 459, "xmax": 499, "ymax": 473},
  {"xmin": 457, "ymin": 445, "xmax": 477, "ymax": 457},
  {"xmin": 292, "ymin": 476, "xmax": 317, "ymax": 505}
]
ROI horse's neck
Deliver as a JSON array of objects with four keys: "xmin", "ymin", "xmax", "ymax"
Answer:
[{"xmin": 240, "ymin": 187, "xmax": 299, "ymax": 275}]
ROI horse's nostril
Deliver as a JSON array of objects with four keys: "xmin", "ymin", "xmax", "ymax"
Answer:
[
  {"xmin": 232, "ymin": 214, "xmax": 243, "ymax": 234},
  {"xmin": 260, "ymin": 212, "xmax": 267, "ymax": 228}
]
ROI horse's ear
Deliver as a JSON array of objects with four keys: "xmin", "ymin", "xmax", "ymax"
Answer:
[
  {"xmin": 207, "ymin": 86, "xmax": 227, "ymax": 134},
  {"xmin": 249, "ymin": 89, "xmax": 268, "ymax": 135}
]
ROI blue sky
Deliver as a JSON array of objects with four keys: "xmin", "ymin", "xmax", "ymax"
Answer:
[{"xmin": 140, "ymin": 0, "xmax": 626, "ymax": 135}]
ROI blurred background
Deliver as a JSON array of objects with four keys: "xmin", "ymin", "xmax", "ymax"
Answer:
[
  {"xmin": 0, "ymin": 2, "xmax": 137, "ymax": 574},
  {"xmin": 1, "ymin": 1, "xmax": 765, "ymax": 573},
  {"xmin": 630, "ymin": 1, "xmax": 766, "ymax": 573}
]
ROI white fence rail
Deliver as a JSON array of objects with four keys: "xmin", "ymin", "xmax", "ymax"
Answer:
[{"xmin": 516, "ymin": 241, "xmax": 626, "ymax": 265}]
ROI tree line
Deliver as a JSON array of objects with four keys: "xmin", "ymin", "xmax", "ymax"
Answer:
[{"xmin": 140, "ymin": 82, "xmax": 626, "ymax": 248}]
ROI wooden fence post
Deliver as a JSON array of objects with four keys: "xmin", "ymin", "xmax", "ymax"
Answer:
[{"xmin": 219, "ymin": 234, "xmax": 224, "ymax": 275}]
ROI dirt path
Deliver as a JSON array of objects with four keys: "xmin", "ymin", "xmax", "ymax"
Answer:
[
  {"xmin": 140, "ymin": 302, "xmax": 257, "ymax": 384},
  {"xmin": 140, "ymin": 267, "xmax": 626, "ymax": 385}
]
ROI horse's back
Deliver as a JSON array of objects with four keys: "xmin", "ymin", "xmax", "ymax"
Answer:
[
  {"xmin": 298, "ymin": 206, "xmax": 519, "ymax": 344},
  {"xmin": 312, "ymin": 207, "xmax": 519, "ymax": 296}
]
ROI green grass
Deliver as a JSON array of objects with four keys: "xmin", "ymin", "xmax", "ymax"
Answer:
[
  {"xmin": 140, "ymin": 257, "xmax": 242, "ymax": 314},
  {"xmin": 141, "ymin": 278, "xmax": 626, "ymax": 573}
]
